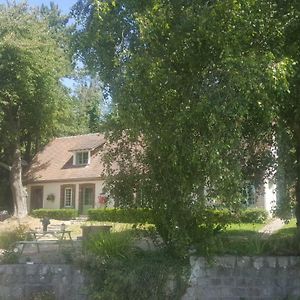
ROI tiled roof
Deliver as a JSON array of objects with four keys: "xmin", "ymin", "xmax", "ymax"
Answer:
[{"xmin": 25, "ymin": 133, "xmax": 106, "ymax": 183}]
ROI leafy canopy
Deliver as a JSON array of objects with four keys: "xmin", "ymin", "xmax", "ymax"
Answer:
[{"xmin": 72, "ymin": 0, "xmax": 292, "ymax": 253}]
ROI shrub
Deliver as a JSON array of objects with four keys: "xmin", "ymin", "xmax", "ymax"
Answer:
[
  {"xmin": 0, "ymin": 249, "xmax": 20, "ymax": 264},
  {"xmin": 205, "ymin": 208, "xmax": 268, "ymax": 225},
  {"xmin": 239, "ymin": 208, "xmax": 268, "ymax": 224},
  {"xmin": 88, "ymin": 208, "xmax": 154, "ymax": 223},
  {"xmin": 31, "ymin": 209, "xmax": 78, "ymax": 220},
  {"xmin": 84, "ymin": 230, "xmax": 134, "ymax": 259},
  {"xmin": 88, "ymin": 208, "xmax": 267, "ymax": 225},
  {"xmin": 80, "ymin": 230, "xmax": 188, "ymax": 300},
  {"xmin": 0, "ymin": 225, "xmax": 29, "ymax": 250}
]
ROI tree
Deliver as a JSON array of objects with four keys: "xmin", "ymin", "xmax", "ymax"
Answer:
[
  {"xmin": 272, "ymin": 1, "xmax": 300, "ymax": 226},
  {"xmin": 72, "ymin": 75, "xmax": 104, "ymax": 133},
  {"xmin": 72, "ymin": 0, "xmax": 292, "ymax": 252},
  {"xmin": 0, "ymin": 3, "xmax": 71, "ymax": 217}
]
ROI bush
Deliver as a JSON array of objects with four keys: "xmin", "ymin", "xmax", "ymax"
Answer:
[
  {"xmin": 31, "ymin": 209, "xmax": 78, "ymax": 220},
  {"xmin": 88, "ymin": 208, "xmax": 267, "ymax": 225},
  {"xmin": 0, "ymin": 249, "xmax": 20, "ymax": 264},
  {"xmin": 80, "ymin": 230, "xmax": 188, "ymax": 299},
  {"xmin": 239, "ymin": 208, "xmax": 268, "ymax": 224},
  {"xmin": 88, "ymin": 208, "xmax": 154, "ymax": 223},
  {"xmin": 0, "ymin": 225, "xmax": 29, "ymax": 250},
  {"xmin": 84, "ymin": 230, "xmax": 134, "ymax": 259},
  {"xmin": 205, "ymin": 208, "xmax": 268, "ymax": 225}
]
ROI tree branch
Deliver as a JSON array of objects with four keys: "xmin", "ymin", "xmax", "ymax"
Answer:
[{"xmin": 0, "ymin": 161, "xmax": 11, "ymax": 171}]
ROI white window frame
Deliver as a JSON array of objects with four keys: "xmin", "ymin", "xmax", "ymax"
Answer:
[
  {"xmin": 64, "ymin": 188, "xmax": 72, "ymax": 207},
  {"xmin": 73, "ymin": 151, "xmax": 90, "ymax": 166}
]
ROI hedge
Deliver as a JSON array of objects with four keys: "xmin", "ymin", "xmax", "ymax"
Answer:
[
  {"xmin": 239, "ymin": 208, "xmax": 268, "ymax": 223},
  {"xmin": 88, "ymin": 208, "xmax": 268, "ymax": 224},
  {"xmin": 88, "ymin": 208, "xmax": 154, "ymax": 223},
  {"xmin": 31, "ymin": 209, "xmax": 78, "ymax": 220}
]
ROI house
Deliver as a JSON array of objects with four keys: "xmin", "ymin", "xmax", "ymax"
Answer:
[
  {"xmin": 244, "ymin": 180, "xmax": 277, "ymax": 215},
  {"xmin": 24, "ymin": 133, "xmax": 112, "ymax": 214},
  {"xmin": 25, "ymin": 133, "xmax": 277, "ymax": 216}
]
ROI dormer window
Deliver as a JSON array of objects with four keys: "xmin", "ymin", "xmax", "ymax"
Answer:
[{"xmin": 74, "ymin": 151, "xmax": 90, "ymax": 166}]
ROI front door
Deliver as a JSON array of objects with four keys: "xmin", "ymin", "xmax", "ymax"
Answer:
[
  {"xmin": 30, "ymin": 186, "xmax": 43, "ymax": 211},
  {"xmin": 79, "ymin": 184, "xmax": 95, "ymax": 215}
]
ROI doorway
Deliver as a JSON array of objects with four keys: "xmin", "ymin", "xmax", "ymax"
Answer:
[
  {"xmin": 30, "ymin": 186, "xmax": 43, "ymax": 211},
  {"xmin": 79, "ymin": 184, "xmax": 95, "ymax": 215}
]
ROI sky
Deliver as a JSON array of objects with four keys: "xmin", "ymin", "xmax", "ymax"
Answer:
[{"xmin": 0, "ymin": 0, "xmax": 77, "ymax": 13}]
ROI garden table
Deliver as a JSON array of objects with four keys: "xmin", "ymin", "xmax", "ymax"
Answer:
[{"xmin": 17, "ymin": 230, "xmax": 73, "ymax": 254}]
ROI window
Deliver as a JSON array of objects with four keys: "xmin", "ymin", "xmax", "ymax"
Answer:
[
  {"xmin": 64, "ymin": 188, "xmax": 72, "ymax": 207},
  {"xmin": 61, "ymin": 185, "xmax": 75, "ymax": 209},
  {"xmin": 75, "ymin": 151, "xmax": 89, "ymax": 165}
]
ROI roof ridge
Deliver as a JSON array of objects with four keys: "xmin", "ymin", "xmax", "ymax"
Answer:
[{"xmin": 55, "ymin": 133, "xmax": 103, "ymax": 140}]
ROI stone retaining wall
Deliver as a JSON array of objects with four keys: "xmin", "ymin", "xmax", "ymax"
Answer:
[
  {"xmin": 183, "ymin": 256, "xmax": 300, "ymax": 300},
  {"xmin": 0, "ymin": 264, "xmax": 88, "ymax": 300},
  {"xmin": 1, "ymin": 256, "xmax": 300, "ymax": 300}
]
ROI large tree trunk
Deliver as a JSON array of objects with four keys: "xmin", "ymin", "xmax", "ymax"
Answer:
[{"xmin": 9, "ymin": 145, "xmax": 28, "ymax": 218}]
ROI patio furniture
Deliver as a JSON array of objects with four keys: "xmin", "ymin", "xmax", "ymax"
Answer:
[{"xmin": 16, "ymin": 229, "xmax": 73, "ymax": 254}]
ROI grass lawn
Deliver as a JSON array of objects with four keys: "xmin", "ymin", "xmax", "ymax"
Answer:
[
  {"xmin": 205, "ymin": 222, "xmax": 265, "ymax": 256},
  {"xmin": 273, "ymin": 218, "xmax": 297, "ymax": 238},
  {"xmin": 224, "ymin": 222, "xmax": 265, "ymax": 236}
]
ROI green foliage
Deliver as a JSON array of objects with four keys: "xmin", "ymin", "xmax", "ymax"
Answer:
[
  {"xmin": 72, "ymin": 0, "xmax": 287, "ymax": 254},
  {"xmin": 84, "ymin": 230, "xmax": 134, "ymax": 259},
  {"xmin": 0, "ymin": 225, "xmax": 28, "ymax": 250},
  {"xmin": 213, "ymin": 233, "xmax": 300, "ymax": 256},
  {"xmin": 72, "ymin": 75, "xmax": 104, "ymax": 133},
  {"xmin": 238, "ymin": 208, "xmax": 268, "ymax": 224},
  {"xmin": 80, "ymin": 230, "xmax": 188, "ymax": 300},
  {"xmin": 88, "ymin": 208, "xmax": 153, "ymax": 223},
  {"xmin": 209, "ymin": 234, "xmax": 269, "ymax": 256},
  {"xmin": 0, "ymin": 249, "xmax": 20, "ymax": 264},
  {"xmin": 88, "ymin": 208, "xmax": 267, "ymax": 225},
  {"xmin": 31, "ymin": 209, "xmax": 78, "ymax": 220},
  {"xmin": 0, "ymin": 3, "xmax": 81, "ymax": 216}
]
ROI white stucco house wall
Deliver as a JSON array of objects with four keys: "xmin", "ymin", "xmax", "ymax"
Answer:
[
  {"xmin": 255, "ymin": 179, "xmax": 277, "ymax": 215},
  {"xmin": 24, "ymin": 133, "xmax": 113, "ymax": 215}
]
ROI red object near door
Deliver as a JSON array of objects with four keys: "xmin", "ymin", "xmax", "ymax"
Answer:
[{"xmin": 98, "ymin": 194, "xmax": 107, "ymax": 204}]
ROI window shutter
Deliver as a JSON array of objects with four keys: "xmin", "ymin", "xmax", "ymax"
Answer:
[
  {"xmin": 60, "ymin": 185, "xmax": 65, "ymax": 208},
  {"xmin": 92, "ymin": 185, "xmax": 95, "ymax": 208},
  {"xmin": 71, "ymin": 185, "xmax": 76, "ymax": 209},
  {"xmin": 79, "ymin": 186, "xmax": 83, "ymax": 214}
]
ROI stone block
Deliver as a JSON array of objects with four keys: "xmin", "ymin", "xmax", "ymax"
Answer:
[
  {"xmin": 10, "ymin": 285, "xmax": 24, "ymax": 299},
  {"xmin": 40, "ymin": 265, "xmax": 50, "ymax": 275},
  {"xmin": 214, "ymin": 256, "xmax": 236, "ymax": 268},
  {"xmin": 210, "ymin": 278, "xmax": 221, "ymax": 286},
  {"xmin": 289, "ymin": 256, "xmax": 300, "ymax": 267},
  {"xmin": 5, "ymin": 265, "xmax": 16, "ymax": 275},
  {"xmin": 277, "ymin": 257, "xmax": 289, "ymax": 269},
  {"xmin": 27, "ymin": 275, "xmax": 39, "ymax": 284},
  {"xmin": 236, "ymin": 256, "xmax": 251, "ymax": 268},
  {"xmin": 230, "ymin": 287, "xmax": 246, "ymax": 297},
  {"xmin": 222, "ymin": 276, "xmax": 235, "ymax": 286},
  {"xmin": 236, "ymin": 277, "xmax": 249, "ymax": 287},
  {"xmin": 191, "ymin": 257, "xmax": 209, "ymax": 280},
  {"xmin": 253, "ymin": 257, "xmax": 264, "ymax": 270},
  {"xmin": 0, "ymin": 265, "xmax": 7, "ymax": 275},
  {"xmin": 25, "ymin": 265, "xmax": 37, "ymax": 276},
  {"xmin": 264, "ymin": 256, "xmax": 277, "ymax": 268},
  {"xmin": 0, "ymin": 286, "xmax": 12, "ymax": 299}
]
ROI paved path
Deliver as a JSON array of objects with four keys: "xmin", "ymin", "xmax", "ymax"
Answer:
[{"xmin": 258, "ymin": 218, "xmax": 285, "ymax": 235}]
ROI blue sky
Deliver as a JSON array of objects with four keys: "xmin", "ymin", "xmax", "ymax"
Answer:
[{"xmin": 0, "ymin": 0, "xmax": 77, "ymax": 13}]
